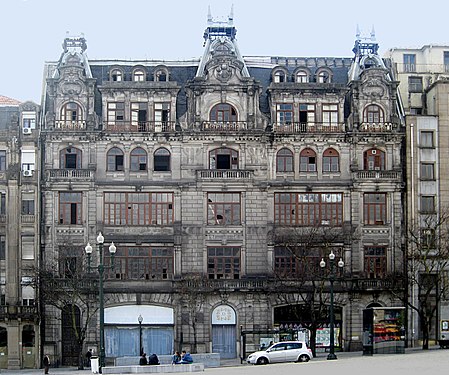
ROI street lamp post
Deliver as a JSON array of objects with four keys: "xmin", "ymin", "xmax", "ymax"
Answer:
[
  {"xmin": 85, "ymin": 232, "xmax": 116, "ymax": 371},
  {"xmin": 320, "ymin": 251, "xmax": 344, "ymax": 360},
  {"xmin": 138, "ymin": 314, "xmax": 143, "ymax": 356}
]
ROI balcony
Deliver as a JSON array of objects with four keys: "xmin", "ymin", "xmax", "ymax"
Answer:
[
  {"xmin": 352, "ymin": 276, "xmax": 404, "ymax": 291},
  {"xmin": 54, "ymin": 120, "xmax": 86, "ymax": 130},
  {"xmin": 201, "ymin": 121, "xmax": 248, "ymax": 132},
  {"xmin": 272, "ymin": 122, "xmax": 344, "ymax": 134},
  {"xmin": 21, "ymin": 214, "xmax": 35, "ymax": 224},
  {"xmin": 196, "ymin": 169, "xmax": 254, "ymax": 181},
  {"xmin": 0, "ymin": 305, "xmax": 39, "ymax": 321},
  {"xmin": 104, "ymin": 121, "xmax": 176, "ymax": 133},
  {"xmin": 184, "ymin": 278, "xmax": 268, "ymax": 291},
  {"xmin": 354, "ymin": 170, "xmax": 402, "ymax": 182},
  {"xmin": 46, "ymin": 169, "xmax": 95, "ymax": 181},
  {"xmin": 358, "ymin": 122, "xmax": 394, "ymax": 132}
]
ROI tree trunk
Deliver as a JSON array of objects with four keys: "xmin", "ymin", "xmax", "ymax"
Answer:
[
  {"xmin": 421, "ymin": 315, "xmax": 429, "ymax": 350},
  {"xmin": 309, "ymin": 328, "xmax": 317, "ymax": 358},
  {"xmin": 77, "ymin": 342, "xmax": 85, "ymax": 370}
]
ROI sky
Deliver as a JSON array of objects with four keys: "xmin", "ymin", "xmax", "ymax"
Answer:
[{"xmin": 1, "ymin": 0, "xmax": 449, "ymax": 103}]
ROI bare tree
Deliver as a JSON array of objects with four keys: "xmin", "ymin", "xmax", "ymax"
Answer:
[
  {"xmin": 390, "ymin": 213, "xmax": 449, "ymax": 349},
  {"xmin": 271, "ymin": 225, "xmax": 348, "ymax": 357},
  {"xmin": 31, "ymin": 244, "xmax": 98, "ymax": 369}
]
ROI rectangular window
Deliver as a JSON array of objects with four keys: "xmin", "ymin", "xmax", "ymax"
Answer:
[
  {"xmin": 0, "ymin": 193, "xmax": 5, "ymax": 215},
  {"xmin": 274, "ymin": 246, "xmax": 322, "ymax": 279},
  {"xmin": 207, "ymin": 246, "xmax": 240, "ymax": 279},
  {"xmin": 276, "ymin": 104, "xmax": 293, "ymax": 124},
  {"xmin": 421, "ymin": 228, "xmax": 435, "ymax": 249},
  {"xmin": 0, "ymin": 236, "xmax": 5, "ymax": 260},
  {"xmin": 322, "ymin": 104, "xmax": 338, "ymax": 125},
  {"xmin": 59, "ymin": 192, "xmax": 82, "ymax": 225},
  {"xmin": 299, "ymin": 104, "xmax": 315, "ymax": 128},
  {"xmin": 0, "ymin": 151, "xmax": 5, "ymax": 171},
  {"xmin": 420, "ymin": 196, "xmax": 435, "ymax": 213},
  {"xmin": 104, "ymin": 192, "xmax": 174, "ymax": 226},
  {"xmin": 22, "ymin": 236, "xmax": 34, "ymax": 260},
  {"xmin": 207, "ymin": 193, "xmax": 241, "ymax": 225},
  {"xmin": 408, "ymin": 76, "xmax": 423, "ymax": 92},
  {"xmin": 131, "ymin": 102, "xmax": 148, "ymax": 131},
  {"xmin": 444, "ymin": 51, "xmax": 449, "ymax": 72},
  {"xmin": 364, "ymin": 193, "xmax": 387, "ymax": 225},
  {"xmin": 107, "ymin": 102, "xmax": 125, "ymax": 124},
  {"xmin": 22, "ymin": 199, "xmax": 35, "ymax": 215},
  {"xmin": 403, "ymin": 54, "xmax": 416, "ymax": 72},
  {"xmin": 420, "ymin": 163, "xmax": 435, "ymax": 180},
  {"xmin": 274, "ymin": 192, "xmax": 343, "ymax": 226},
  {"xmin": 154, "ymin": 103, "xmax": 171, "ymax": 128},
  {"xmin": 106, "ymin": 246, "xmax": 174, "ymax": 280},
  {"xmin": 364, "ymin": 246, "xmax": 387, "ymax": 279},
  {"xmin": 420, "ymin": 131, "xmax": 434, "ymax": 148}
]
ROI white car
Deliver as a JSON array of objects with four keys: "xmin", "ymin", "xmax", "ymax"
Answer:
[{"xmin": 246, "ymin": 341, "xmax": 312, "ymax": 365}]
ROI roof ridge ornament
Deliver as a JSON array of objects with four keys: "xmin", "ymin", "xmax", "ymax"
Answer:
[{"xmin": 62, "ymin": 32, "xmax": 87, "ymax": 54}]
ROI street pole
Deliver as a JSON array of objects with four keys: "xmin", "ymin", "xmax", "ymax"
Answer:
[
  {"xmin": 85, "ymin": 233, "xmax": 116, "ymax": 373},
  {"xmin": 320, "ymin": 251, "xmax": 344, "ymax": 361},
  {"xmin": 138, "ymin": 314, "xmax": 143, "ymax": 356}
]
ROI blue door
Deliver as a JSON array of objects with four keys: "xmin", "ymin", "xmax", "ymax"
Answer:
[{"xmin": 212, "ymin": 325, "xmax": 236, "ymax": 359}]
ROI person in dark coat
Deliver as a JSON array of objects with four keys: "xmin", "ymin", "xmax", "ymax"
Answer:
[
  {"xmin": 147, "ymin": 353, "xmax": 159, "ymax": 365},
  {"xmin": 180, "ymin": 350, "xmax": 193, "ymax": 364},
  {"xmin": 85, "ymin": 349, "xmax": 92, "ymax": 367},
  {"xmin": 43, "ymin": 354, "xmax": 50, "ymax": 374},
  {"xmin": 139, "ymin": 353, "xmax": 148, "ymax": 365}
]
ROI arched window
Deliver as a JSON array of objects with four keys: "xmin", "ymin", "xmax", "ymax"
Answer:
[
  {"xmin": 209, "ymin": 147, "xmax": 238, "ymax": 170},
  {"xmin": 300, "ymin": 148, "xmax": 317, "ymax": 172},
  {"xmin": 210, "ymin": 104, "xmax": 237, "ymax": 123},
  {"xmin": 364, "ymin": 148, "xmax": 385, "ymax": 170},
  {"xmin": 276, "ymin": 148, "xmax": 294, "ymax": 172},
  {"xmin": 316, "ymin": 69, "xmax": 332, "ymax": 83},
  {"xmin": 130, "ymin": 147, "xmax": 147, "ymax": 171},
  {"xmin": 107, "ymin": 147, "xmax": 124, "ymax": 171},
  {"xmin": 133, "ymin": 69, "xmax": 146, "ymax": 82},
  {"xmin": 154, "ymin": 148, "xmax": 171, "ymax": 171},
  {"xmin": 323, "ymin": 148, "xmax": 340, "ymax": 172},
  {"xmin": 60, "ymin": 147, "xmax": 82, "ymax": 169},
  {"xmin": 60, "ymin": 102, "xmax": 82, "ymax": 122},
  {"xmin": 155, "ymin": 69, "xmax": 168, "ymax": 82},
  {"xmin": 273, "ymin": 70, "xmax": 286, "ymax": 83},
  {"xmin": 295, "ymin": 70, "xmax": 309, "ymax": 83},
  {"xmin": 364, "ymin": 104, "xmax": 385, "ymax": 123},
  {"xmin": 110, "ymin": 69, "xmax": 123, "ymax": 82}
]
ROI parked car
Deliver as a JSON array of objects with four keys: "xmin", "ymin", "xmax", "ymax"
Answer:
[{"xmin": 246, "ymin": 341, "xmax": 312, "ymax": 365}]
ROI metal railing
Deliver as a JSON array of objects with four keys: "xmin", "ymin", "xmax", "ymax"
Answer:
[
  {"xmin": 197, "ymin": 169, "xmax": 253, "ymax": 180},
  {"xmin": 355, "ymin": 170, "xmax": 401, "ymax": 180},
  {"xmin": 272, "ymin": 122, "xmax": 344, "ymax": 133},
  {"xmin": 55, "ymin": 120, "xmax": 86, "ymax": 130},
  {"xmin": 104, "ymin": 121, "xmax": 176, "ymax": 132},
  {"xmin": 359, "ymin": 122, "xmax": 394, "ymax": 132}
]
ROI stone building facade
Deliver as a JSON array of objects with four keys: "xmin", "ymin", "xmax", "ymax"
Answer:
[{"xmin": 38, "ymin": 17, "xmax": 405, "ymax": 366}]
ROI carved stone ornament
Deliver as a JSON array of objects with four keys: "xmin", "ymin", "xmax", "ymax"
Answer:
[
  {"xmin": 215, "ymin": 62, "xmax": 233, "ymax": 82},
  {"xmin": 362, "ymin": 79, "xmax": 385, "ymax": 98},
  {"xmin": 61, "ymin": 81, "xmax": 83, "ymax": 95}
]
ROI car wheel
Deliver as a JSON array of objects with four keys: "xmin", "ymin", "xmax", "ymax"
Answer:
[
  {"xmin": 257, "ymin": 357, "xmax": 269, "ymax": 365},
  {"xmin": 298, "ymin": 354, "xmax": 310, "ymax": 362}
]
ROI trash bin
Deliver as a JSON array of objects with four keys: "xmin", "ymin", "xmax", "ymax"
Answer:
[{"xmin": 91, "ymin": 356, "xmax": 99, "ymax": 374}]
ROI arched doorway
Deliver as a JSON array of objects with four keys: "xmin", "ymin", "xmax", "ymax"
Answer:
[
  {"xmin": 211, "ymin": 305, "xmax": 236, "ymax": 359},
  {"xmin": 61, "ymin": 305, "xmax": 81, "ymax": 366}
]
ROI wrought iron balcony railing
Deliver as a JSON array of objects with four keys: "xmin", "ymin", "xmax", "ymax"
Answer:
[
  {"xmin": 272, "ymin": 122, "xmax": 344, "ymax": 133},
  {"xmin": 54, "ymin": 120, "xmax": 87, "ymax": 130},
  {"xmin": 358, "ymin": 122, "xmax": 394, "ymax": 132},
  {"xmin": 196, "ymin": 169, "xmax": 254, "ymax": 180},
  {"xmin": 104, "ymin": 121, "xmax": 176, "ymax": 133},
  {"xmin": 354, "ymin": 170, "xmax": 402, "ymax": 181}
]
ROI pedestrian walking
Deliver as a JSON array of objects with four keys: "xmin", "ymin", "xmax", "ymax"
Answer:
[{"xmin": 43, "ymin": 354, "xmax": 50, "ymax": 374}]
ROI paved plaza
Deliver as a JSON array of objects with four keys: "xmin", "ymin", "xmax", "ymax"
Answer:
[{"xmin": 0, "ymin": 349, "xmax": 447, "ymax": 375}]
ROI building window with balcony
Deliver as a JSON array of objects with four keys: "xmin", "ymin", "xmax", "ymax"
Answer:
[
  {"xmin": 153, "ymin": 148, "xmax": 171, "ymax": 171},
  {"xmin": 133, "ymin": 68, "xmax": 146, "ymax": 82},
  {"xmin": 59, "ymin": 192, "xmax": 82, "ymax": 225},
  {"xmin": 107, "ymin": 102, "xmax": 125, "ymax": 127},
  {"xmin": 364, "ymin": 246, "xmax": 387, "ymax": 279},
  {"xmin": 0, "ymin": 151, "xmax": 5, "ymax": 171},
  {"xmin": 154, "ymin": 103, "xmax": 171, "ymax": 130},
  {"xmin": 210, "ymin": 103, "xmax": 237, "ymax": 123},
  {"xmin": 420, "ymin": 195, "xmax": 436, "ymax": 213},
  {"xmin": 408, "ymin": 76, "xmax": 423, "ymax": 92},
  {"xmin": 274, "ymin": 192, "xmax": 343, "ymax": 226},
  {"xmin": 276, "ymin": 148, "xmax": 294, "ymax": 172},
  {"xmin": 130, "ymin": 147, "xmax": 147, "ymax": 171},
  {"xmin": 110, "ymin": 68, "xmax": 123, "ymax": 82},
  {"xmin": 61, "ymin": 102, "xmax": 82, "ymax": 123},
  {"xmin": 300, "ymin": 148, "xmax": 316, "ymax": 172},
  {"xmin": 107, "ymin": 147, "xmax": 124, "ymax": 171},
  {"xmin": 363, "ymin": 104, "xmax": 384, "ymax": 123},
  {"xmin": 104, "ymin": 192, "xmax": 174, "ymax": 226},
  {"xmin": 105, "ymin": 246, "xmax": 174, "ymax": 280},
  {"xmin": 207, "ymin": 246, "xmax": 240, "ymax": 279},
  {"xmin": 323, "ymin": 148, "xmax": 339, "ymax": 172},
  {"xmin": 274, "ymin": 246, "xmax": 322, "ymax": 279},
  {"xmin": 364, "ymin": 148, "xmax": 385, "ymax": 170},
  {"xmin": 60, "ymin": 147, "xmax": 82, "ymax": 169},
  {"xmin": 209, "ymin": 147, "xmax": 238, "ymax": 170},
  {"xmin": 363, "ymin": 193, "xmax": 387, "ymax": 225},
  {"xmin": 420, "ymin": 131, "xmax": 434, "ymax": 148},
  {"xmin": 131, "ymin": 102, "xmax": 147, "ymax": 131},
  {"xmin": 403, "ymin": 54, "xmax": 416, "ymax": 72},
  {"xmin": 207, "ymin": 192, "xmax": 241, "ymax": 225},
  {"xmin": 420, "ymin": 163, "xmax": 435, "ymax": 180},
  {"xmin": 322, "ymin": 104, "xmax": 338, "ymax": 126},
  {"xmin": 21, "ymin": 198, "xmax": 35, "ymax": 215},
  {"xmin": 299, "ymin": 104, "xmax": 315, "ymax": 129},
  {"xmin": 276, "ymin": 104, "xmax": 293, "ymax": 125},
  {"xmin": 295, "ymin": 70, "xmax": 309, "ymax": 83}
]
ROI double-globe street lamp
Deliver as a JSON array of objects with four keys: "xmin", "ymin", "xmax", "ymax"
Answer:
[
  {"xmin": 320, "ymin": 250, "xmax": 344, "ymax": 360},
  {"xmin": 85, "ymin": 232, "xmax": 116, "ymax": 370}
]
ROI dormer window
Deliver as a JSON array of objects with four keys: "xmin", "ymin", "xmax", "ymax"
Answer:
[
  {"xmin": 133, "ymin": 69, "xmax": 146, "ymax": 82},
  {"xmin": 316, "ymin": 69, "xmax": 332, "ymax": 83},
  {"xmin": 274, "ymin": 70, "xmax": 286, "ymax": 83},
  {"xmin": 111, "ymin": 69, "xmax": 123, "ymax": 82},
  {"xmin": 295, "ymin": 70, "xmax": 309, "ymax": 83}
]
